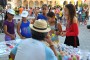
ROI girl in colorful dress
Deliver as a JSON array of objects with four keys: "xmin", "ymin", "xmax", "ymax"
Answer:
[{"xmin": 47, "ymin": 12, "xmax": 62, "ymax": 45}]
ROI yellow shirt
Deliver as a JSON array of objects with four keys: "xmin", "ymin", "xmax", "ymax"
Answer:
[{"xmin": 59, "ymin": 11, "xmax": 63, "ymax": 17}]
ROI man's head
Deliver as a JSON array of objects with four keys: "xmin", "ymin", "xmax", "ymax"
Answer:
[{"xmin": 30, "ymin": 19, "xmax": 51, "ymax": 40}]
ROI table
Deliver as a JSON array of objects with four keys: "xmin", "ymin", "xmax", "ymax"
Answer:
[
  {"xmin": 0, "ymin": 39, "xmax": 90, "ymax": 60},
  {"xmin": 57, "ymin": 44, "xmax": 90, "ymax": 60},
  {"xmin": 0, "ymin": 39, "xmax": 21, "ymax": 60}
]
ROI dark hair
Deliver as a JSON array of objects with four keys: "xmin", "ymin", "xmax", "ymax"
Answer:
[
  {"xmin": 4, "ymin": 11, "xmax": 8, "ymax": 20},
  {"xmin": 42, "ymin": 4, "xmax": 48, "ymax": 8},
  {"xmin": 31, "ymin": 29, "xmax": 48, "ymax": 41},
  {"xmin": 49, "ymin": 7, "xmax": 51, "ymax": 12},
  {"xmin": 60, "ymin": 8, "xmax": 62, "ymax": 11},
  {"xmin": 47, "ymin": 12, "xmax": 55, "ymax": 18},
  {"xmin": 65, "ymin": 4, "xmax": 76, "ymax": 24}
]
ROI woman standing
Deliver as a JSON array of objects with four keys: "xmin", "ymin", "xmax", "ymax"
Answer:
[{"xmin": 61, "ymin": 4, "xmax": 80, "ymax": 47}]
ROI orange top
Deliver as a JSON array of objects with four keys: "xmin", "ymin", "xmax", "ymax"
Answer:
[{"xmin": 19, "ymin": 8, "xmax": 23, "ymax": 14}]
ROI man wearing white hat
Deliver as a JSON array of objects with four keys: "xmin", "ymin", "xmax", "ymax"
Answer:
[{"xmin": 10, "ymin": 20, "xmax": 57, "ymax": 60}]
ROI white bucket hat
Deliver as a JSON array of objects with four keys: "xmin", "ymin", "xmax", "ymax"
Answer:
[
  {"xmin": 30, "ymin": 19, "xmax": 51, "ymax": 32},
  {"xmin": 21, "ymin": 11, "xmax": 28, "ymax": 17},
  {"xmin": 7, "ymin": 9, "xmax": 15, "ymax": 15}
]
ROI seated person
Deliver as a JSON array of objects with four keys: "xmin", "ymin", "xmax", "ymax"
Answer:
[{"xmin": 10, "ymin": 20, "xmax": 57, "ymax": 60}]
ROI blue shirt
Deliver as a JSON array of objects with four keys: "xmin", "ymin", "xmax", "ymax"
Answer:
[
  {"xmin": 11, "ymin": 39, "xmax": 57, "ymax": 60},
  {"xmin": 37, "ymin": 14, "xmax": 47, "ymax": 20},
  {"xmin": 20, "ymin": 20, "xmax": 32, "ymax": 38}
]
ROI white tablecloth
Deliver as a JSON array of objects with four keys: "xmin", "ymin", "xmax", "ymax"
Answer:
[
  {"xmin": 0, "ymin": 39, "xmax": 90, "ymax": 60},
  {"xmin": 0, "ymin": 39, "xmax": 21, "ymax": 60}
]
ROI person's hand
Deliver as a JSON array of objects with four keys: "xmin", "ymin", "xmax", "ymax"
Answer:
[
  {"xmin": 63, "ymin": 32, "xmax": 66, "ymax": 36},
  {"xmin": 30, "ymin": 19, "xmax": 35, "ymax": 24},
  {"xmin": 60, "ymin": 32, "xmax": 63, "ymax": 36},
  {"xmin": 20, "ymin": 36, "xmax": 26, "ymax": 39},
  {"xmin": 11, "ymin": 35, "xmax": 15, "ymax": 40},
  {"xmin": 49, "ymin": 30, "xmax": 54, "ymax": 34},
  {"xmin": 56, "ymin": 31, "xmax": 60, "ymax": 35},
  {"xmin": 60, "ymin": 32, "xmax": 66, "ymax": 37},
  {"xmin": 49, "ymin": 30, "xmax": 54, "ymax": 36}
]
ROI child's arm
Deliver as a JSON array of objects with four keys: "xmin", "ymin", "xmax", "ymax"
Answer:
[
  {"xmin": 30, "ymin": 19, "xmax": 35, "ymax": 24},
  {"xmin": 45, "ymin": 35, "xmax": 57, "ymax": 56},
  {"xmin": 17, "ymin": 22, "xmax": 25, "ymax": 39},
  {"xmin": 56, "ymin": 23, "xmax": 62, "ymax": 35},
  {"xmin": 4, "ymin": 25, "xmax": 15, "ymax": 40}
]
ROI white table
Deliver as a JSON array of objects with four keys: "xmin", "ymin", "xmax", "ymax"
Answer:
[
  {"xmin": 0, "ymin": 39, "xmax": 21, "ymax": 60},
  {"xmin": 0, "ymin": 39, "xmax": 90, "ymax": 60}
]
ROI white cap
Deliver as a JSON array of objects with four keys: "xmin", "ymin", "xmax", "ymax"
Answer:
[
  {"xmin": 21, "ymin": 11, "xmax": 28, "ymax": 17},
  {"xmin": 7, "ymin": 9, "xmax": 15, "ymax": 15}
]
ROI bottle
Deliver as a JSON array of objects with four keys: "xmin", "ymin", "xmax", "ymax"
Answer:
[
  {"xmin": 76, "ymin": 54, "xmax": 80, "ymax": 60},
  {"xmin": 58, "ymin": 52, "xmax": 62, "ymax": 60},
  {"xmin": 68, "ymin": 55, "xmax": 72, "ymax": 60},
  {"xmin": 73, "ymin": 55, "xmax": 77, "ymax": 60},
  {"xmin": 62, "ymin": 55, "xmax": 69, "ymax": 60}
]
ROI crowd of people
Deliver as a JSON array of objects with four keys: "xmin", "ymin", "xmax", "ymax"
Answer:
[
  {"xmin": 2, "ymin": 3, "xmax": 89, "ymax": 60},
  {"xmin": 13, "ymin": 3, "xmax": 89, "ymax": 25},
  {"xmin": 77, "ymin": 5, "xmax": 89, "ymax": 25}
]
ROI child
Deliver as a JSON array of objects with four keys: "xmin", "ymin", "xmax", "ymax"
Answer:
[
  {"xmin": 17, "ymin": 11, "xmax": 32, "ymax": 39},
  {"xmin": 31, "ymin": 4, "xmax": 48, "ymax": 24},
  {"xmin": 47, "ymin": 12, "xmax": 62, "ymax": 45},
  {"xmin": 81, "ymin": 10, "xmax": 86, "ymax": 25},
  {"xmin": 37, "ymin": 4, "xmax": 48, "ymax": 21},
  {"xmin": 61, "ymin": 4, "xmax": 79, "ymax": 47},
  {"xmin": 4, "ymin": 9, "xmax": 16, "ymax": 41}
]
